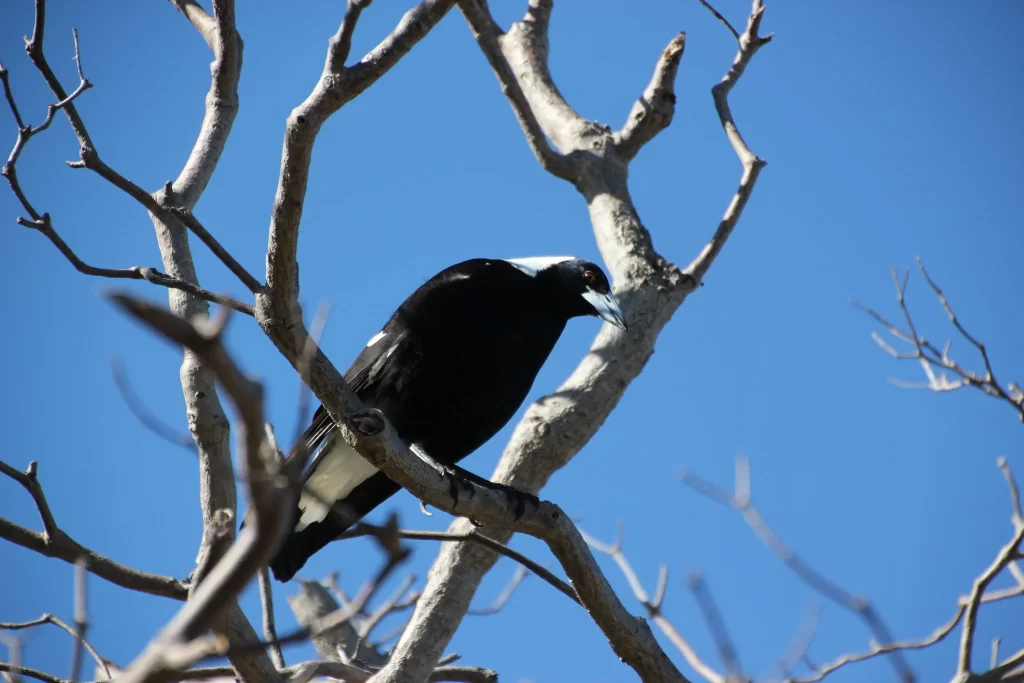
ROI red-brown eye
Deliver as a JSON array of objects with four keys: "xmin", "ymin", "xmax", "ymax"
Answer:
[{"xmin": 582, "ymin": 270, "xmax": 596, "ymax": 285}]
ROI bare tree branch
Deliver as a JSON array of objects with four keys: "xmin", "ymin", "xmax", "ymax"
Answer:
[
  {"xmin": 772, "ymin": 603, "xmax": 820, "ymax": 682},
  {"xmin": 261, "ymin": 0, "xmax": 456, "ymax": 310},
  {"xmin": 252, "ymin": 2, "xmax": 699, "ymax": 677},
  {"xmin": 166, "ymin": 0, "xmax": 241, "ymax": 206},
  {"xmin": 613, "ymin": 32, "xmax": 687, "ymax": 162},
  {"xmin": 0, "ymin": 611, "xmax": 109, "ymax": 682},
  {"xmin": 681, "ymin": 455, "xmax": 915, "ymax": 683},
  {"xmin": 682, "ymin": 0, "xmax": 770, "ymax": 288},
  {"xmin": 288, "ymin": 580, "xmax": 388, "ymax": 668},
  {"xmin": 785, "ymin": 584, "xmax": 1022, "ymax": 683},
  {"xmin": 141, "ymin": 0, "xmax": 283, "ymax": 677},
  {"xmin": 0, "ymin": 633, "xmax": 24, "ymax": 683},
  {"xmin": 358, "ymin": 574, "xmax": 419, "ymax": 642},
  {"xmin": 696, "ymin": 0, "xmax": 740, "ymax": 40},
  {"xmin": 69, "ymin": 560, "xmax": 87, "ymax": 683},
  {"xmin": 0, "ymin": 664, "xmax": 62, "ymax": 683},
  {"xmin": 258, "ymin": 567, "xmax": 286, "ymax": 670},
  {"xmin": 853, "ymin": 259, "xmax": 1024, "ymax": 422},
  {"xmin": 466, "ymin": 566, "xmax": 527, "ymax": 617},
  {"xmin": 340, "ymin": 524, "xmax": 578, "ymax": 605},
  {"xmin": 686, "ymin": 573, "xmax": 743, "ymax": 682},
  {"xmin": 583, "ymin": 525, "xmax": 724, "ymax": 683},
  {"xmin": 103, "ymin": 294, "xmax": 301, "ymax": 683},
  {"xmin": 110, "ymin": 359, "xmax": 198, "ymax": 452},
  {"xmin": 457, "ymin": 0, "xmax": 575, "ymax": 181},
  {"xmin": 381, "ymin": 0, "xmax": 771, "ymax": 677},
  {"xmin": 167, "ymin": 1, "xmax": 217, "ymax": 50},
  {"xmin": 0, "ymin": 50, "xmax": 91, "ymax": 221},
  {"xmin": 13, "ymin": 216, "xmax": 253, "ymax": 315},
  {"xmin": 958, "ymin": 457, "xmax": 1024, "ymax": 678},
  {"xmin": 2, "ymin": 39, "xmax": 252, "ymax": 313},
  {"xmin": 781, "ymin": 458, "xmax": 1024, "ymax": 683},
  {"xmin": 147, "ymin": 660, "xmax": 499, "ymax": 683},
  {"xmin": 0, "ymin": 459, "xmax": 188, "ymax": 600}
]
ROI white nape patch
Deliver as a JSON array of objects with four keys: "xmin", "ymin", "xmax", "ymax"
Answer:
[
  {"xmin": 295, "ymin": 440, "xmax": 379, "ymax": 530},
  {"xmin": 505, "ymin": 256, "xmax": 576, "ymax": 278},
  {"xmin": 366, "ymin": 329, "xmax": 387, "ymax": 347}
]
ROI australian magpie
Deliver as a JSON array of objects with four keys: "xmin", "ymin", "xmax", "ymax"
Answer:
[{"xmin": 269, "ymin": 256, "xmax": 626, "ymax": 582}]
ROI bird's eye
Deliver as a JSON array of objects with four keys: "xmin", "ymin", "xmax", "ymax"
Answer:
[{"xmin": 582, "ymin": 270, "xmax": 596, "ymax": 285}]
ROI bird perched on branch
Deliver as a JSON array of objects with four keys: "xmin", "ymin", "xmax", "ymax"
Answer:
[{"xmin": 270, "ymin": 256, "xmax": 627, "ymax": 582}]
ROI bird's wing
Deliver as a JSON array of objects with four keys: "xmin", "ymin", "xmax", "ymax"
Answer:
[{"xmin": 292, "ymin": 258, "xmax": 507, "ymax": 464}]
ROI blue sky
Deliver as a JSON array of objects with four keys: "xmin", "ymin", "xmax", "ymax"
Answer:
[{"xmin": 1, "ymin": 1, "xmax": 1022, "ymax": 682}]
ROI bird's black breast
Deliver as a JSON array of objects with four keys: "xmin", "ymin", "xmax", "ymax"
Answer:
[{"xmin": 351, "ymin": 259, "xmax": 567, "ymax": 463}]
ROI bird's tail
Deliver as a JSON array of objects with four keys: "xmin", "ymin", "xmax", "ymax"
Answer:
[{"xmin": 268, "ymin": 509, "xmax": 356, "ymax": 582}]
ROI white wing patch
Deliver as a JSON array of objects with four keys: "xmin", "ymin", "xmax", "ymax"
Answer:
[
  {"xmin": 296, "ymin": 439, "xmax": 379, "ymax": 530},
  {"xmin": 366, "ymin": 329, "xmax": 386, "ymax": 347},
  {"xmin": 505, "ymin": 256, "xmax": 576, "ymax": 278}
]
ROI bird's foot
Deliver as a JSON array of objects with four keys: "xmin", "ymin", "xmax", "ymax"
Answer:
[
  {"xmin": 502, "ymin": 486, "xmax": 541, "ymax": 520},
  {"xmin": 346, "ymin": 409, "xmax": 386, "ymax": 437}
]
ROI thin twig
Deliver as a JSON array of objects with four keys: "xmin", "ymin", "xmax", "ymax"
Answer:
[
  {"xmin": 0, "ymin": 633, "xmax": 23, "ymax": 683},
  {"xmin": 259, "ymin": 567, "xmax": 286, "ymax": 669},
  {"xmin": 959, "ymin": 459, "xmax": 1024, "ymax": 676},
  {"xmin": 69, "ymin": 559, "xmax": 87, "ymax": 683},
  {"xmin": 683, "ymin": 0, "xmax": 771, "ymax": 287},
  {"xmin": 166, "ymin": 208, "xmax": 263, "ymax": 294},
  {"xmin": 0, "ymin": 612, "xmax": 109, "ymax": 681},
  {"xmin": 340, "ymin": 523, "xmax": 579, "ymax": 605},
  {"xmin": 582, "ymin": 525, "xmax": 724, "ymax": 683},
  {"xmin": 686, "ymin": 573, "xmax": 743, "ymax": 681},
  {"xmin": 696, "ymin": 0, "xmax": 740, "ymax": 39},
  {"xmin": 222, "ymin": 516, "xmax": 414, "ymax": 659},
  {"xmin": 457, "ymin": 0, "xmax": 575, "ymax": 181},
  {"xmin": 14, "ymin": 215, "xmax": 254, "ymax": 315},
  {"xmin": 467, "ymin": 566, "xmax": 528, "ymax": 616},
  {"xmin": 104, "ymin": 293, "xmax": 302, "ymax": 683},
  {"xmin": 358, "ymin": 574, "xmax": 418, "ymax": 642},
  {"xmin": 0, "ymin": 664, "xmax": 61, "ymax": 683},
  {"xmin": 110, "ymin": 359, "xmax": 197, "ymax": 452},
  {"xmin": 783, "ymin": 460, "xmax": 1024, "ymax": 683},
  {"xmin": 0, "ymin": 467, "xmax": 188, "ymax": 600},
  {"xmin": 681, "ymin": 455, "xmax": 915, "ymax": 683},
  {"xmin": 774, "ymin": 602, "xmax": 820, "ymax": 681},
  {"xmin": 853, "ymin": 259, "xmax": 1024, "ymax": 422}
]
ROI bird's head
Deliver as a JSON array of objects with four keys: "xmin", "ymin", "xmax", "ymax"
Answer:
[{"xmin": 505, "ymin": 256, "xmax": 627, "ymax": 331}]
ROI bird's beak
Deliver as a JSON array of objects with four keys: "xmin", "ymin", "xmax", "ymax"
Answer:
[{"xmin": 582, "ymin": 290, "xmax": 627, "ymax": 331}]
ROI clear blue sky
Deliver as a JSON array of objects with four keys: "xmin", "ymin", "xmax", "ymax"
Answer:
[{"xmin": 1, "ymin": 1, "xmax": 1022, "ymax": 682}]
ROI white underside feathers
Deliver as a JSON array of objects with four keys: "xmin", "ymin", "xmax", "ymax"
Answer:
[{"xmin": 296, "ymin": 440, "xmax": 379, "ymax": 530}]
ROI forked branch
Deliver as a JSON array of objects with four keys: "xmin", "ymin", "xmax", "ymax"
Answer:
[
  {"xmin": 0, "ymin": 459, "xmax": 188, "ymax": 601},
  {"xmin": 853, "ymin": 258, "xmax": 1024, "ymax": 422},
  {"xmin": 680, "ymin": 455, "xmax": 914, "ymax": 683}
]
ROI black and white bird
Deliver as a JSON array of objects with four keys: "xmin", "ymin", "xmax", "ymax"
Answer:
[{"xmin": 269, "ymin": 256, "xmax": 626, "ymax": 582}]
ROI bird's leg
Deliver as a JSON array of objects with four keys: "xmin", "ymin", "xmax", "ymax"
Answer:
[
  {"xmin": 408, "ymin": 446, "xmax": 540, "ymax": 519},
  {"xmin": 434, "ymin": 462, "xmax": 542, "ymax": 521}
]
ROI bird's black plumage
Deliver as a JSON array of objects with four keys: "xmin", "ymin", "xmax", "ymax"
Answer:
[{"xmin": 270, "ymin": 256, "xmax": 626, "ymax": 582}]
